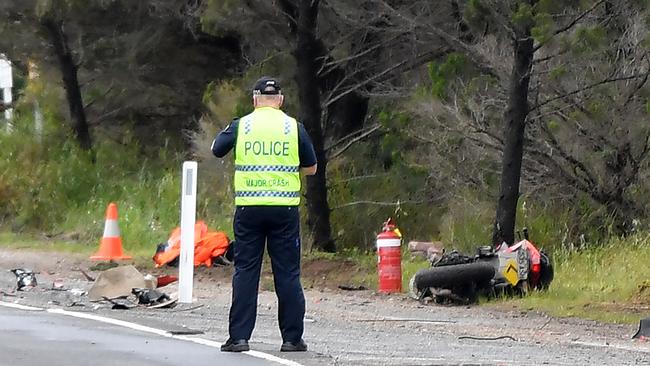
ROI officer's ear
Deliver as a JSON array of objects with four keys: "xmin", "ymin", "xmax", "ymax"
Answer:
[
  {"xmin": 278, "ymin": 95, "xmax": 284, "ymax": 107},
  {"xmin": 252, "ymin": 95, "xmax": 258, "ymax": 108}
]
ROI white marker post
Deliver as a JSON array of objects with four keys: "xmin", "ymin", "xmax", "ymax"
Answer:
[
  {"xmin": 0, "ymin": 56, "xmax": 13, "ymax": 125},
  {"xmin": 34, "ymin": 101, "xmax": 43, "ymax": 141},
  {"xmin": 28, "ymin": 61, "xmax": 42, "ymax": 140},
  {"xmin": 179, "ymin": 161, "xmax": 198, "ymax": 303}
]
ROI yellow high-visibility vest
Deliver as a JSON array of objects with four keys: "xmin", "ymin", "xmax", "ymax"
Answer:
[{"xmin": 234, "ymin": 107, "xmax": 301, "ymax": 206}]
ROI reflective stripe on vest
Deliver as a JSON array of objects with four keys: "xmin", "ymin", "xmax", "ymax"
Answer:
[
  {"xmin": 235, "ymin": 191, "xmax": 300, "ymax": 198},
  {"xmin": 235, "ymin": 165, "xmax": 300, "ymax": 173},
  {"xmin": 234, "ymin": 107, "xmax": 300, "ymax": 206}
]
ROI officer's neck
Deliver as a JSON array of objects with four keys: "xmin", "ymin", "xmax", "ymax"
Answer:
[{"xmin": 255, "ymin": 105, "xmax": 281, "ymax": 110}]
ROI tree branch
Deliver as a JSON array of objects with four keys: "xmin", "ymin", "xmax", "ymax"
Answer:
[
  {"xmin": 531, "ymin": 72, "xmax": 650, "ymax": 111},
  {"xmin": 539, "ymin": 118, "xmax": 598, "ymax": 190},
  {"xmin": 621, "ymin": 66, "xmax": 650, "ymax": 107},
  {"xmin": 332, "ymin": 199, "xmax": 434, "ymax": 210},
  {"xmin": 324, "ymin": 47, "xmax": 447, "ymax": 108},
  {"xmin": 277, "ymin": 0, "xmax": 298, "ymax": 35},
  {"xmin": 532, "ymin": 0, "xmax": 606, "ymax": 52},
  {"xmin": 84, "ymin": 83, "xmax": 114, "ymax": 110},
  {"xmin": 374, "ymin": 0, "xmax": 502, "ymax": 80},
  {"xmin": 327, "ymin": 124, "xmax": 381, "ymax": 159},
  {"xmin": 525, "ymin": 146, "xmax": 593, "ymax": 195},
  {"xmin": 533, "ymin": 48, "xmax": 570, "ymax": 64},
  {"xmin": 320, "ymin": 32, "xmax": 405, "ymax": 76},
  {"xmin": 331, "ymin": 173, "xmax": 390, "ymax": 184}
]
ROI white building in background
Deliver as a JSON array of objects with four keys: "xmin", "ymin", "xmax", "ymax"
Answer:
[{"xmin": 0, "ymin": 54, "xmax": 13, "ymax": 121}]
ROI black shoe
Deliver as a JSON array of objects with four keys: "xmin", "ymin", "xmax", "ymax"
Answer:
[
  {"xmin": 280, "ymin": 339, "xmax": 308, "ymax": 352},
  {"xmin": 221, "ymin": 339, "xmax": 249, "ymax": 352}
]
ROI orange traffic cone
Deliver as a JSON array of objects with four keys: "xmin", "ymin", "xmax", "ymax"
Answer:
[{"xmin": 90, "ymin": 202, "xmax": 131, "ymax": 260}]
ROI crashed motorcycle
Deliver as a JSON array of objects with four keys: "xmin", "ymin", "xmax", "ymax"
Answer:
[{"xmin": 409, "ymin": 228, "xmax": 554, "ymax": 304}]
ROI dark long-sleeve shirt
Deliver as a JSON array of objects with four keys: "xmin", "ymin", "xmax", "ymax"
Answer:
[{"xmin": 211, "ymin": 117, "xmax": 318, "ymax": 167}]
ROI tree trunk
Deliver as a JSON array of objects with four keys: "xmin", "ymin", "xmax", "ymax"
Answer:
[
  {"xmin": 294, "ymin": 0, "xmax": 336, "ymax": 252},
  {"xmin": 41, "ymin": 18, "xmax": 92, "ymax": 151},
  {"xmin": 492, "ymin": 12, "xmax": 535, "ymax": 246}
]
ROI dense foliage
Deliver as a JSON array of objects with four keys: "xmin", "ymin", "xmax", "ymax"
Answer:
[{"xmin": 1, "ymin": 0, "xmax": 649, "ymax": 254}]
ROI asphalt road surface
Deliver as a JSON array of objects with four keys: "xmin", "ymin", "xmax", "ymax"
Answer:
[{"xmin": 0, "ymin": 306, "xmax": 276, "ymax": 366}]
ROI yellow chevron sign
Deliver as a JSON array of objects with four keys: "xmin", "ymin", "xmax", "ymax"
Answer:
[{"xmin": 503, "ymin": 259, "xmax": 519, "ymax": 286}]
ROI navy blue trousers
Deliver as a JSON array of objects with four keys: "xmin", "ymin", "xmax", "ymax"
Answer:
[{"xmin": 228, "ymin": 206, "xmax": 305, "ymax": 343}]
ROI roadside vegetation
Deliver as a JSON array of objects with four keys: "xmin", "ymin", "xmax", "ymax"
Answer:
[
  {"xmin": 1, "ymin": 0, "xmax": 649, "ymax": 326},
  {"xmin": 0, "ymin": 117, "xmax": 233, "ymax": 255},
  {"xmin": 510, "ymin": 234, "xmax": 650, "ymax": 324},
  {"xmin": 1, "ymin": 104, "xmax": 648, "ymax": 324}
]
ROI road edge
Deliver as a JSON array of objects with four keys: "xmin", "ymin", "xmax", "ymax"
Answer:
[{"xmin": 0, "ymin": 301, "xmax": 305, "ymax": 366}]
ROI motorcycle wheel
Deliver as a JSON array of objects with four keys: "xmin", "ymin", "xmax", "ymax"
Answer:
[{"xmin": 413, "ymin": 262, "xmax": 495, "ymax": 291}]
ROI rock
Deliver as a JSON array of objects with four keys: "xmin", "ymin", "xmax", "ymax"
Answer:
[{"xmin": 87, "ymin": 265, "xmax": 146, "ymax": 301}]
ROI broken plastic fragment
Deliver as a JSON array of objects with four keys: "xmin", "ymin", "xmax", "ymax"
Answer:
[
  {"xmin": 132, "ymin": 288, "xmax": 170, "ymax": 305},
  {"xmin": 10, "ymin": 269, "xmax": 37, "ymax": 291}
]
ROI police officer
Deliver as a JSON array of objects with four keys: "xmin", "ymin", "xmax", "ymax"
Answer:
[{"xmin": 212, "ymin": 77, "xmax": 317, "ymax": 353}]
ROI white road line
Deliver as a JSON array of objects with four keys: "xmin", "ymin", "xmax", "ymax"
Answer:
[
  {"xmin": 47, "ymin": 308, "xmax": 170, "ymax": 337},
  {"xmin": 0, "ymin": 300, "xmax": 44, "ymax": 311},
  {"xmin": 0, "ymin": 302, "xmax": 304, "ymax": 366},
  {"xmin": 170, "ymin": 336, "xmax": 303, "ymax": 366},
  {"xmin": 243, "ymin": 351, "xmax": 306, "ymax": 366}
]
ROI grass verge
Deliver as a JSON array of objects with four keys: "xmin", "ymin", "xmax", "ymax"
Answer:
[
  {"xmin": 499, "ymin": 233, "xmax": 650, "ymax": 324},
  {"xmin": 0, "ymin": 231, "xmax": 157, "ymax": 268}
]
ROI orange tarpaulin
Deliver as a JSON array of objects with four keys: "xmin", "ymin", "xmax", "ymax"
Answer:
[{"xmin": 153, "ymin": 221, "xmax": 230, "ymax": 268}]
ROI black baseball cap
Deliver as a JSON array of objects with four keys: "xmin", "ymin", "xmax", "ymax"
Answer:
[{"xmin": 252, "ymin": 76, "xmax": 282, "ymax": 95}]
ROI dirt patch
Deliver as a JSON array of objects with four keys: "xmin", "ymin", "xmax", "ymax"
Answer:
[
  {"xmin": 0, "ymin": 247, "xmax": 372, "ymax": 293},
  {"xmin": 301, "ymin": 258, "xmax": 372, "ymax": 290},
  {"xmin": 580, "ymin": 301, "xmax": 650, "ymax": 314},
  {"xmin": 635, "ymin": 280, "xmax": 650, "ymax": 304}
]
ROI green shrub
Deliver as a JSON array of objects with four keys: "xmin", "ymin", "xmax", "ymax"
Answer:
[{"xmin": 0, "ymin": 117, "xmax": 232, "ymax": 254}]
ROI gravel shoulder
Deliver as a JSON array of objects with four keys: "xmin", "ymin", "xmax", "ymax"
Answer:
[{"xmin": 1, "ymin": 248, "xmax": 649, "ymax": 366}]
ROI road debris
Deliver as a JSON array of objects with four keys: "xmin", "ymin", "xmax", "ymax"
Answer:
[
  {"xmin": 103, "ymin": 296, "xmax": 137, "ymax": 310},
  {"xmin": 156, "ymin": 275, "xmax": 178, "ymax": 288},
  {"xmin": 88, "ymin": 265, "xmax": 146, "ymax": 301},
  {"xmin": 69, "ymin": 288, "xmax": 87, "ymax": 296},
  {"xmin": 51, "ymin": 278, "xmax": 65, "ymax": 291},
  {"xmin": 458, "ymin": 335, "xmax": 518, "ymax": 341},
  {"xmin": 148, "ymin": 297, "xmax": 178, "ymax": 309},
  {"xmin": 144, "ymin": 274, "xmax": 157, "ymax": 289},
  {"xmin": 78, "ymin": 269, "xmax": 95, "ymax": 282},
  {"xmin": 132, "ymin": 288, "xmax": 170, "ymax": 305},
  {"xmin": 10, "ymin": 268, "xmax": 37, "ymax": 291},
  {"xmin": 338, "ymin": 285, "xmax": 367, "ymax": 291}
]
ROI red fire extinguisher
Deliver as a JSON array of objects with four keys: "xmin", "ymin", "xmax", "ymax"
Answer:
[{"xmin": 376, "ymin": 218, "xmax": 402, "ymax": 293}]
